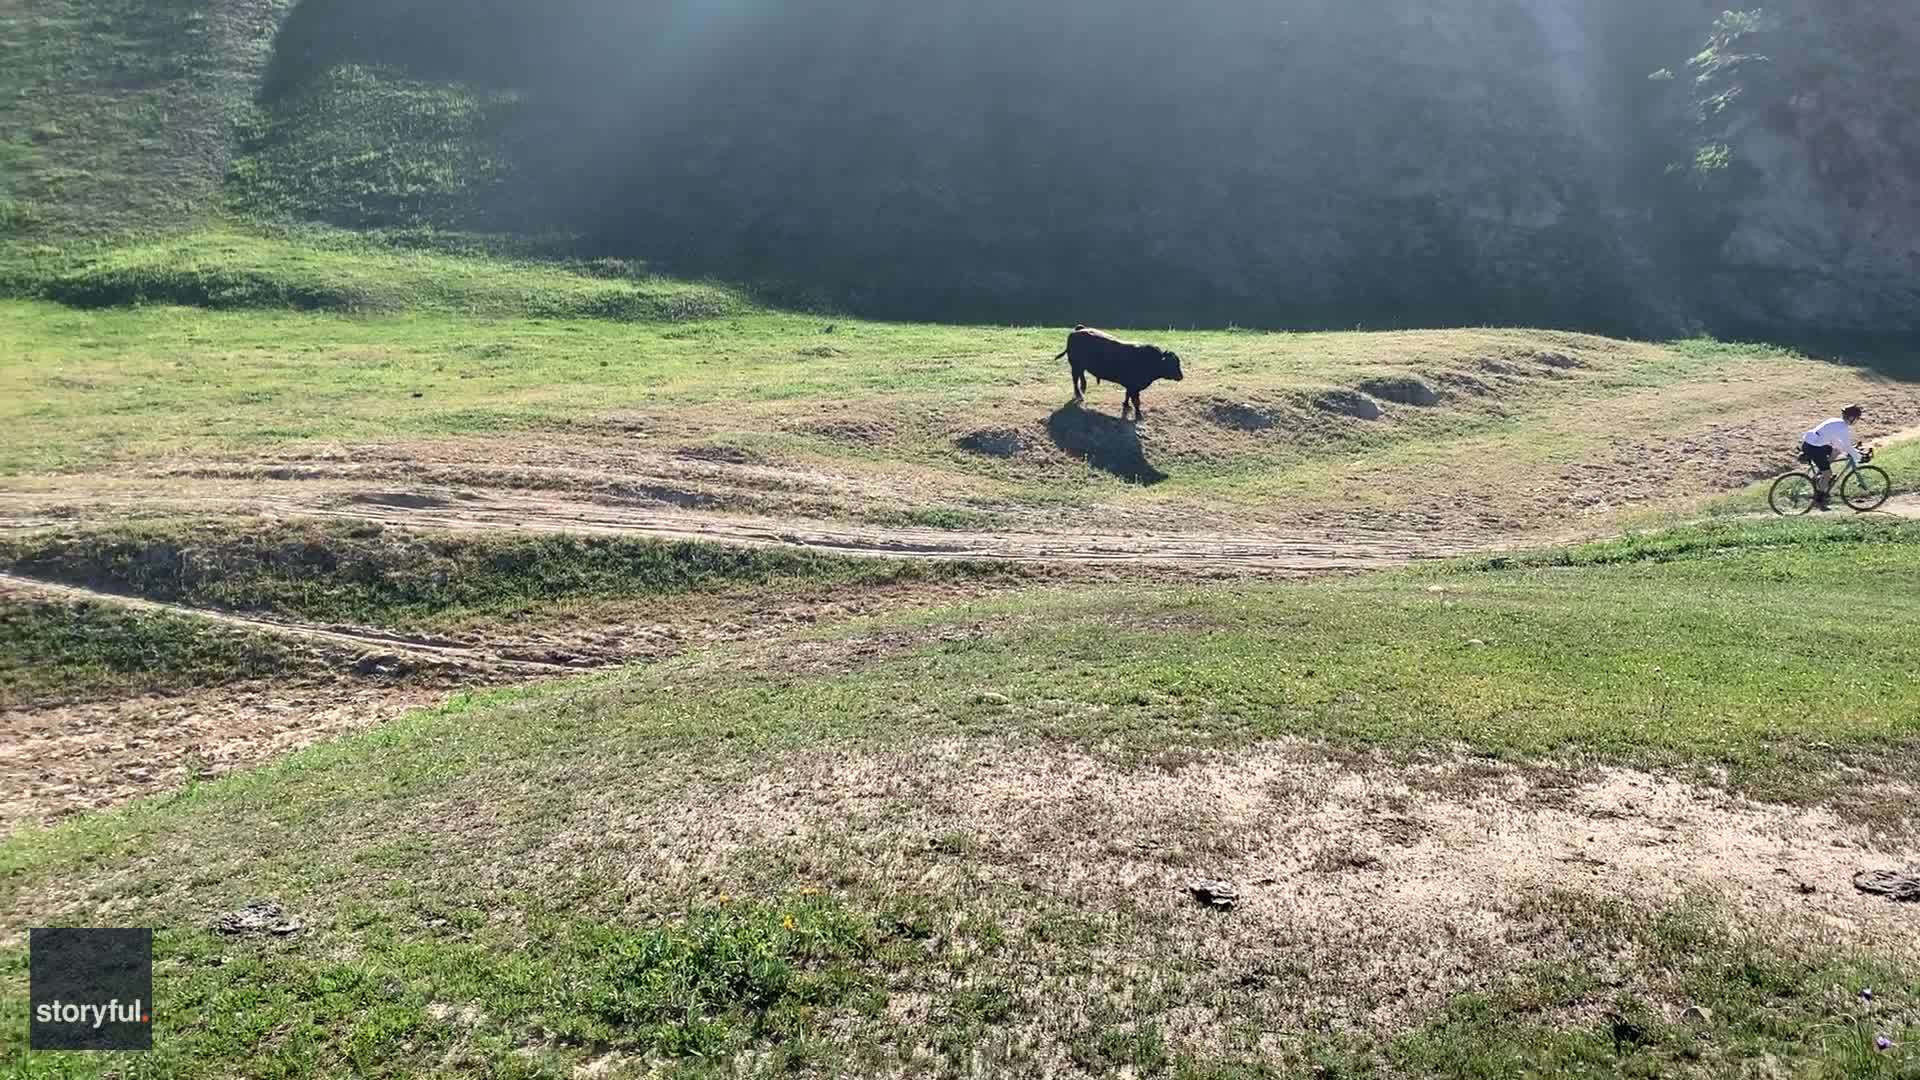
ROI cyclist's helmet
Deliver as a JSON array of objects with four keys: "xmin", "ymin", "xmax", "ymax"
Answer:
[{"xmin": 1843, "ymin": 404, "xmax": 1865, "ymax": 421}]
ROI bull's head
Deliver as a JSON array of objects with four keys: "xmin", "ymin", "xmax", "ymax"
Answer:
[{"xmin": 1162, "ymin": 350, "xmax": 1185, "ymax": 381}]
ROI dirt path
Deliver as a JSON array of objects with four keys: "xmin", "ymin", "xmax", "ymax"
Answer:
[
  {"xmin": 0, "ymin": 485, "xmax": 1493, "ymax": 573},
  {"xmin": 0, "ymin": 572, "xmax": 588, "ymax": 674},
  {"xmin": 1882, "ymin": 494, "xmax": 1920, "ymax": 519},
  {"xmin": 0, "ymin": 568, "xmax": 1053, "ymax": 833}
]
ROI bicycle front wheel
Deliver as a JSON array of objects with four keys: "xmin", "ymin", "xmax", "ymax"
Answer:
[
  {"xmin": 1768, "ymin": 473, "xmax": 1818, "ymax": 516},
  {"xmin": 1841, "ymin": 466, "xmax": 1892, "ymax": 511}
]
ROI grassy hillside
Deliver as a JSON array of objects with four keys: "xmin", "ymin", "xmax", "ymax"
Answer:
[
  {"xmin": 0, "ymin": 0, "xmax": 291, "ymax": 250},
  {"xmin": 20, "ymin": 229, "xmax": 742, "ymax": 319},
  {"xmin": 3, "ymin": 517, "xmax": 1917, "ymax": 1077},
  {"xmin": 229, "ymin": 65, "xmax": 528, "ymax": 231},
  {"xmin": 8, "ymin": 1, "xmax": 1919, "ymax": 334},
  {"xmin": 4, "ymin": 237, "xmax": 1915, "ymax": 539}
]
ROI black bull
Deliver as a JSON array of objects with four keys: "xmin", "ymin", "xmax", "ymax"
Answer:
[{"xmin": 1052, "ymin": 326, "xmax": 1184, "ymax": 420}]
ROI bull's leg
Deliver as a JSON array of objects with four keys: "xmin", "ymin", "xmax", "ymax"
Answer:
[
  {"xmin": 1128, "ymin": 390, "xmax": 1143, "ymax": 420},
  {"xmin": 1072, "ymin": 366, "xmax": 1086, "ymax": 401}
]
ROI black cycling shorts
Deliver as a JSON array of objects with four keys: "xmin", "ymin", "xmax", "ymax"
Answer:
[{"xmin": 1799, "ymin": 441, "xmax": 1835, "ymax": 468}]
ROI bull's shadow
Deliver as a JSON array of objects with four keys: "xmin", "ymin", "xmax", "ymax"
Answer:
[{"xmin": 1046, "ymin": 401, "xmax": 1168, "ymax": 486}]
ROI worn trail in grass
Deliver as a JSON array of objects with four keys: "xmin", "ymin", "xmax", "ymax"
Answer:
[{"xmin": 0, "ymin": 518, "xmax": 1044, "ymax": 833}]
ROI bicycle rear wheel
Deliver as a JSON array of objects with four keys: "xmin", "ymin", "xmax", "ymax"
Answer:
[
  {"xmin": 1768, "ymin": 473, "xmax": 1817, "ymax": 516},
  {"xmin": 1840, "ymin": 466, "xmax": 1892, "ymax": 511}
]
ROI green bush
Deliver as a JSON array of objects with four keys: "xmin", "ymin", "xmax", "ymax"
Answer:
[{"xmin": 45, "ymin": 259, "xmax": 392, "ymax": 312}]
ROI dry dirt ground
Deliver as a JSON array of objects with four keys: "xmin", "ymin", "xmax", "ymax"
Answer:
[
  {"xmin": 506, "ymin": 739, "xmax": 1920, "ymax": 1064},
  {"xmin": 0, "ymin": 683, "xmax": 451, "ymax": 829}
]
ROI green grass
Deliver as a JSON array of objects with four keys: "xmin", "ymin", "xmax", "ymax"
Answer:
[
  {"xmin": 0, "ymin": 596, "xmax": 313, "ymax": 706},
  {"xmin": 862, "ymin": 507, "xmax": 1005, "ymax": 531},
  {"xmin": 229, "ymin": 65, "xmax": 524, "ymax": 230},
  {"xmin": 19, "ymin": 229, "xmax": 742, "ymax": 320},
  {"xmin": 1464, "ymin": 514, "xmax": 1920, "ymax": 569},
  {"xmin": 2, "ymin": 517, "xmax": 1918, "ymax": 1076},
  {"xmin": 0, "ymin": 519, "xmax": 1021, "ymax": 633},
  {"xmin": 0, "ymin": 0, "xmax": 292, "ymax": 250}
]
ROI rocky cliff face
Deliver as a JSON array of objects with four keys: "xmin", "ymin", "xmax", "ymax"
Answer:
[{"xmin": 1684, "ymin": 3, "xmax": 1920, "ymax": 334}]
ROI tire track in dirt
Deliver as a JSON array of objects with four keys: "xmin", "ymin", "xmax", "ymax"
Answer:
[{"xmin": 0, "ymin": 572, "xmax": 588, "ymax": 673}]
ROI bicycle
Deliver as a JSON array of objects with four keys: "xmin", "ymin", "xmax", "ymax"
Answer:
[{"xmin": 1768, "ymin": 447, "xmax": 1891, "ymax": 516}]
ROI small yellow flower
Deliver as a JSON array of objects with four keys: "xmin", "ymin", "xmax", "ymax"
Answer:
[
  {"xmin": 782, "ymin": 914, "xmax": 797, "ymax": 931},
  {"xmin": 716, "ymin": 894, "xmax": 732, "ymax": 906},
  {"xmin": 799, "ymin": 885, "xmax": 821, "ymax": 897}
]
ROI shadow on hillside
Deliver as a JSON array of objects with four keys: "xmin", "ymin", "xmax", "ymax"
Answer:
[
  {"xmin": 1723, "ymin": 331, "xmax": 1920, "ymax": 385},
  {"xmin": 1046, "ymin": 402, "xmax": 1168, "ymax": 486}
]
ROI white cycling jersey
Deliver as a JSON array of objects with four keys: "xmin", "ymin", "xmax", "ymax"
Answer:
[{"xmin": 1803, "ymin": 418, "xmax": 1859, "ymax": 465}]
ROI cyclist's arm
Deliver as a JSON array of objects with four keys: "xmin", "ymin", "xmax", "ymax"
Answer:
[{"xmin": 1836, "ymin": 428, "xmax": 1861, "ymax": 466}]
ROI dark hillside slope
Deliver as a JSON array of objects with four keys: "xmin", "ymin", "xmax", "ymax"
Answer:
[
  {"xmin": 5, "ymin": 0, "xmax": 1918, "ymax": 337},
  {"xmin": 249, "ymin": 0, "xmax": 1712, "ymax": 331},
  {"xmin": 243, "ymin": 0, "xmax": 1920, "ymax": 335},
  {"xmin": 0, "ymin": 0, "xmax": 292, "ymax": 247}
]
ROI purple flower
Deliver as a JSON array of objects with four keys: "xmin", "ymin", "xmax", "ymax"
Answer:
[
  {"xmin": 1877, "ymin": 1035, "xmax": 1894, "ymax": 1052},
  {"xmin": 1862, "ymin": 988, "xmax": 1874, "ymax": 1002}
]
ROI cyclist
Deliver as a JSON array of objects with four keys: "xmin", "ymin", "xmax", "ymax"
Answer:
[{"xmin": 1799, "ymin": 405, "xmax": 1865, "ymax": 510}]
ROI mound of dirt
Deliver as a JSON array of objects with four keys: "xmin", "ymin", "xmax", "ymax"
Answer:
[
  {"xmin": 1478, "ymin": 359, "xmax": 1530, "ymax": 378},
  {"xmin": 956, "ymin": 428, "xmax": 1031, "ymax": 458},
  {"xmin": 1527, "ymin": 350, "xmax": 1590, "ymax": 370},
  {"xmin": 1207, "ymin": 400, "xmax": 1287, "ymax": 432},
  {"xmin": 1312, "ymin": 390, "xmax": 1384, "ymax": 421},
  {"xmin": 1356, "ymin": 377, "xmax": 1441, "ymax": 407},
  {"xmin": 797, "ymin": 419, "xmax": 893, "ymax": 446},
  {"xmin": 674, "ymin": 444, "xmax": 763, "ymax": 466},
  {"xmin": 1431, "ymin": 372, "xmax": 1496, "ymax": 397}
]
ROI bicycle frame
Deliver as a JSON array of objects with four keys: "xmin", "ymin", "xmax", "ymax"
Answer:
[{"xmin": 1806, "ymin": 460, "xmax": 1861, "ymax": 490}]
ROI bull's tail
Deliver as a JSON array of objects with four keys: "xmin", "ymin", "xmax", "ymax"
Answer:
[{"xmin": 1055, "ymin": 324, "xmax": 1088, "ymax": 362}]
